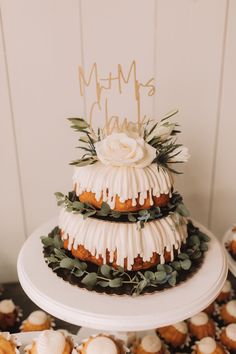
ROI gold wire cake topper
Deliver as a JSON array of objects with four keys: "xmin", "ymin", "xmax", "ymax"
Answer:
[{"xmin": 78, "ymin": 60, "xmax": 155, "ymax": 134}]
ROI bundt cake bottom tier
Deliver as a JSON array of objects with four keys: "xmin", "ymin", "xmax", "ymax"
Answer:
[{"xmin": 63, "ymin": 239, "xmax": 172, "ymax": 271}]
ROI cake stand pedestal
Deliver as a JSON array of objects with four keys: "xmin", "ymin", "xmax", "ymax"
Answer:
[{"xmin": 17, "ymin": 217, "xmax": 228, "ymax": 334}]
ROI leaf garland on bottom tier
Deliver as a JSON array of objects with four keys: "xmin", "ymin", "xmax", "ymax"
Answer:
[{"xmin": 41, "ymin": 221, "xmax": 210, "ymax": 296}]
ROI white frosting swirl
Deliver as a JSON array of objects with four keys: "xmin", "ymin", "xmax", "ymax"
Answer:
[
  {"xmin": 221, "ymin": 280, "xmax": 232, "ymax": 293},
  {"xmin": 226, "ymin": 323, "xmax": 236, "ymax": 341},
  {"xmin": 73, "ymin": 162, "xmax": 173, "ymax": 208},
  {"xmin": 173, "ymin": 321, "xmax": 188, "ymax": 334},
  {"xmin": 0, "ymin": 299, "xmax": 15, "ymax": 314},
  {"xmin": 28, "ymin": 311, "xmax": 48, "ymax": 325},
  {"xmin": 226, "ymin": 300, "xmax": 236, "ymax": 317},
  {"xmin": 141, "ymin": 335, "xmax": 162, "ymax": 352},
  {"xmin": 95, "ymin": 133, "xmax": 156, "ymax": 168},
  {"xmin": 190, "ymin": 312, "xmax": 208, "ymax": 326},
  {"xmin": 86, "ymin": 336, "xmax": 118, "ymax": 354},
  {"xmin": 59, "ymin": 209, "xmax": 188, "ymax": 270},
  {"xmin": 197, "ymin": 337, "xmax": 216, "ymax": 354},
  {"xmin": 35, "ymin": 330, "xmax": 65, "ymax": 354}
]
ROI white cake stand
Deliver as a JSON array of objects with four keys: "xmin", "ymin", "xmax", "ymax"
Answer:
[{"xmin": 17, "ymin": 218, "xmax": 228, "ymax": 332}]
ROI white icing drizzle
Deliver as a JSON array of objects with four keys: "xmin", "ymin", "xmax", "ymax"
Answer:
[
  {"xmin": 197, "ymin": 337, "xmax": 217, "ymax": 354},
  {"xmin": 0, "ymin": 299, "xmax": 15, "ymax": 314},
  {"xmin": 28, "ymin": 311, "xmax": 48, "ymax": 325},
  {"xmin": 86, "ymin": 336, "xmax": 118, "ymax": 354},
  {"xmin": 35, "ymin": 330, "xmax": 66, "ymax": 354},
  {"xmin": 226, "ymin": 323, "xmax": 236, "ymax": 341},
  {"xmin": 190, "ymin": 312, "xmax": 209, "ymax": 326},
  {"xmin": 73, "ymin": 162, "xmax": 173, "ymax": 208},
  {"xmin": 59, "ymin": 209, "xmax": 188, "ymax": 270},
  {"xmin": 173, "ymin": 321, "xmax": 188, "ymax": 334},
  {"xmin": 221, "ymin": 280, "xmax": 232, "ymax": 293},
  {"xmin": 226, "ymin": 300, "xmax": 236, "ymax": 317},
  {"xmin": 141, "ymin": 335, "xmax": 162, "ymax": 352}
]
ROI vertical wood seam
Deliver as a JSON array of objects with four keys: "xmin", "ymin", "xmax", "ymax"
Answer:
[
  {"xmin": 78, "ymin": 0, "xmax": 87, "ymax": 120},
  {"xmin": 0, "ymin": 6, "xmax": 28, "ymax": 240},
  {"xmin": 153, "ymin": 0, "xmax": 158, "ymax": 118},
  {"xmin": 208, "ymin": 0, "xmax": 230, "ymax": 230}
]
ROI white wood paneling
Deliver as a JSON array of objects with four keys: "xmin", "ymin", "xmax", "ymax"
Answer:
[
  {"xmin": 0, "ymin": 7, "xmax": 25, "ymax": 282},
  {"xmin": 154, "ymin": 0, "xmax": 228, "ymax": 228},
  {"xmin": 210, "ymin": 0, "xmax": 236, "ymax": 237},
  {"xmin": 1, "ymin": 0, "xmax": 84, "ymax": 234},
  {"xmin": 81, "ymin": 0, "xmax": 156, "ymax": 129}
]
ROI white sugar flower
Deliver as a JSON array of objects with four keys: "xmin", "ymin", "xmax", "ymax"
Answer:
[{"xmin": 95, "ymin": 132, "xmax": 156, "ymax": 168}]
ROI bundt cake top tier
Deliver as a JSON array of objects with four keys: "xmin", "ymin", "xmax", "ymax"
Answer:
[{"xmin": 73, "ymin": 162, "xmax": 173, "ymax": 209}]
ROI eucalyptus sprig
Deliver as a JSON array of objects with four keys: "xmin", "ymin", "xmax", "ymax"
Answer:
[
  {"xmin": 68, "ymin": 118, "xmax": 98, "ymax": 167},
  {"xmin": 41, "ymin": 221, "xmax": 210, "ymax": 296},
  {"xmin": 55, "ymin": 191, "xmax": 189, "ymax": 228}
]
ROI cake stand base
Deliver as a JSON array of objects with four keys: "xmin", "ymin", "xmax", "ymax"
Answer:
[
  {"xmin": 222, "ymin": 228, "xmax": 236, "ymax": 277},
  {"xmin": 17, "ymin": 218, "xmax": 228, "ymax": 331}
]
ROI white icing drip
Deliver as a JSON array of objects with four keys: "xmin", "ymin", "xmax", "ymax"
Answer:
[
  {"xmin": 226, "ymin": 300, "xmax": 236, "ymax": 317},
  {"xmin": 86, "ymin": 336, "xmax": 118, "ymax": 354},
  {"xmin": 59, "ymin": 209, "xmax": 188, "ymax": 270},
  {"xmin": 0, "ymin": 299, "xmax": 15, "ymax": 314},
  {"xmin": 197, "ymin": 337, "xmax": 216, "ymax": 354},
  {"xmin": 141, "ymin": 335, "xmax": 162, "ymax": 352},
  {"xmin": 190, "ymin": 312, "xmax": 208, "ymax": 326},
  {"xmin": 35, "ymin": 331, "xmax": 66, "ymax": 354},
  {"xmin": 173, "ymin": 321, "xmax": 188, "ymax": 334},
  {"xmin": 73, "ymin": 162, "xmax": 173, "ymax": 208},
  {"xmin": 28, "ymin": 311, "xmax": 48, "ymax": 325},
  {"xmin": 226, "ymin": 323, "xmax": 236, "ymax": 341},
  {"xmin": 221, "ymin": 280, "xmax": 232, "ymax": 293}
]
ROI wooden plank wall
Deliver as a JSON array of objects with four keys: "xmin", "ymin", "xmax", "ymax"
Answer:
[{"xmin": 0, "ymin": 0, "xmax": 235, "ymax": 281}]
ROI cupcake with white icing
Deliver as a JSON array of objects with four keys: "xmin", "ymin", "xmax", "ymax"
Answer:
[
  {"xmin": 221, "ymin": 323, "xmax": 236, "ymax": 350},
  {"xmin": 24, "ymin": 330, "xmax": 76, "ymax": 354},
  {"xmin": 0, "ymin": 299, "xmax": 20, "ymax": 330},
  {"xmin": 157, "ymin": 321, "xmax": 188, "ymax": 347},
  {"xmin": 20, "ymin": 310, "xmax": 54, "ymax": 332},
  {"xmin": 77, "ymin": 334, "xmax": 128, "ymax": 354},
  {"xmin": 189, "ymin": 312, "xmax": 215, "ymax": 339},
  {"xmin": 134, "ymin": 334, "xmax": 164, "ymax": 354},
  {"xmin": 0, "ymin": 331, "xmax": 20, "ymax": 354},
  {"xmin": 194, "ymin": 337, "xmax": 226, "ymax": 354},
  {"xmin": 220, "ymin": 300, "xmax": 236, "ymax": 324}
]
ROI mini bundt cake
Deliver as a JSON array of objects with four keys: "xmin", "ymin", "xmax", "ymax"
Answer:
[
  {"xmin": 134, "ymin": 334, "xmax": 165, "ymax": 354},
  {"xmin": 21, "ymin": 310, "xmax": 53, "ymax": 332},
  {"xmin": 24, "ymin": 330, "xmax": 75, "ymax": 354},
  {"xmin": 156, "ymin": 321, "xmax": 188, "ymax": 347},
  {"xmin": 189, "ymin": 312, "xmax": 215, "ymax": 339},
  {"xmin": 77, "ymin": 334, "xmax": 127, "ymax": 354},
  {"xmin": 220, "ymin": 323, "xmax": 236, "ymax": 350},
  {"xmin": 220, "ymin": 300, "xmax": 236, "ymax": 324},
  {"xmin": 193, "ymin": 337, "xmax": 226, "ymax": 354}
]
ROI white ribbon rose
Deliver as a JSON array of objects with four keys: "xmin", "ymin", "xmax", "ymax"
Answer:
[{"xmin": 95, "ymin": 133, "xmax": 156, "ymax": 168}]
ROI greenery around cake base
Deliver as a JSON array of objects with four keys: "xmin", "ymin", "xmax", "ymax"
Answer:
[{"xmin": 41, "ymin": 221, "xmax": 210, "ymax": 296}]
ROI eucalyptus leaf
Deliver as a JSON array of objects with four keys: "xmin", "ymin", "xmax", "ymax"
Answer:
[
  {"xmin": 97, "ymin": 280, "xmax": 109, "ymax": 288},
  {"xmin": 100, "ymin": 264, "xmax": 112, "ymax": 278},
  {"xmin": 178, "ymin": 253, "xmax": 189, "ymax": 260},
  {"xmin": 73, "ymin": 258, "xmax": 87, "ymax": 271},
  {"xmin": 41, "ymin": 237, "xmax": 55, "ymax": 247},
  {"xmin": 128, "ymin": 214, "xmax": 137, "ymax": 222},
  {"xmin": 72, "ymin": 201, "xmax": 85, "ymax": 210},
  {"xmin": 73, "ymin": 269, "xmax": 84, "ymax": 277},
  {"xmin": 176, "ymin": 203, "xmax": 190, "ymax": 217},
  {"xmin": 109, "ymin": 278, "xmax": 123, "ymax": 288},
  {"xmin": 200, "ymin": 242, "xmax": 208, "ymax": 251},
  {"xmin": 144, "ymin": 271, "xmax": 155, "ymax": 281},
  {"xmin": 81, "ymin": 273, "xmax": 98, "ymax": 288},
  {"xmin": 155, "ymin": 271, "xmax": 167, "ymax": 282},
  {"xmin": 168, "ymin": 272, "xmax": 177, "ymax": 287},
  {"xmin": 83, "ymin": 210, "xmax": 97, "ymax": 219},
  {"xmin": 55, "ymin": 192, "xmax": 64, "ymax": 199},
  {"xmin": 180, "ymin": 259, "xmax": 192, "ymax": 270},
  {"xmin": 60, "ymin": 258, "xmax": 75, "ymax": 270},
  {"xmin": 171, "ymin": 261, "xmax": 181, "ymax": 271}
]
